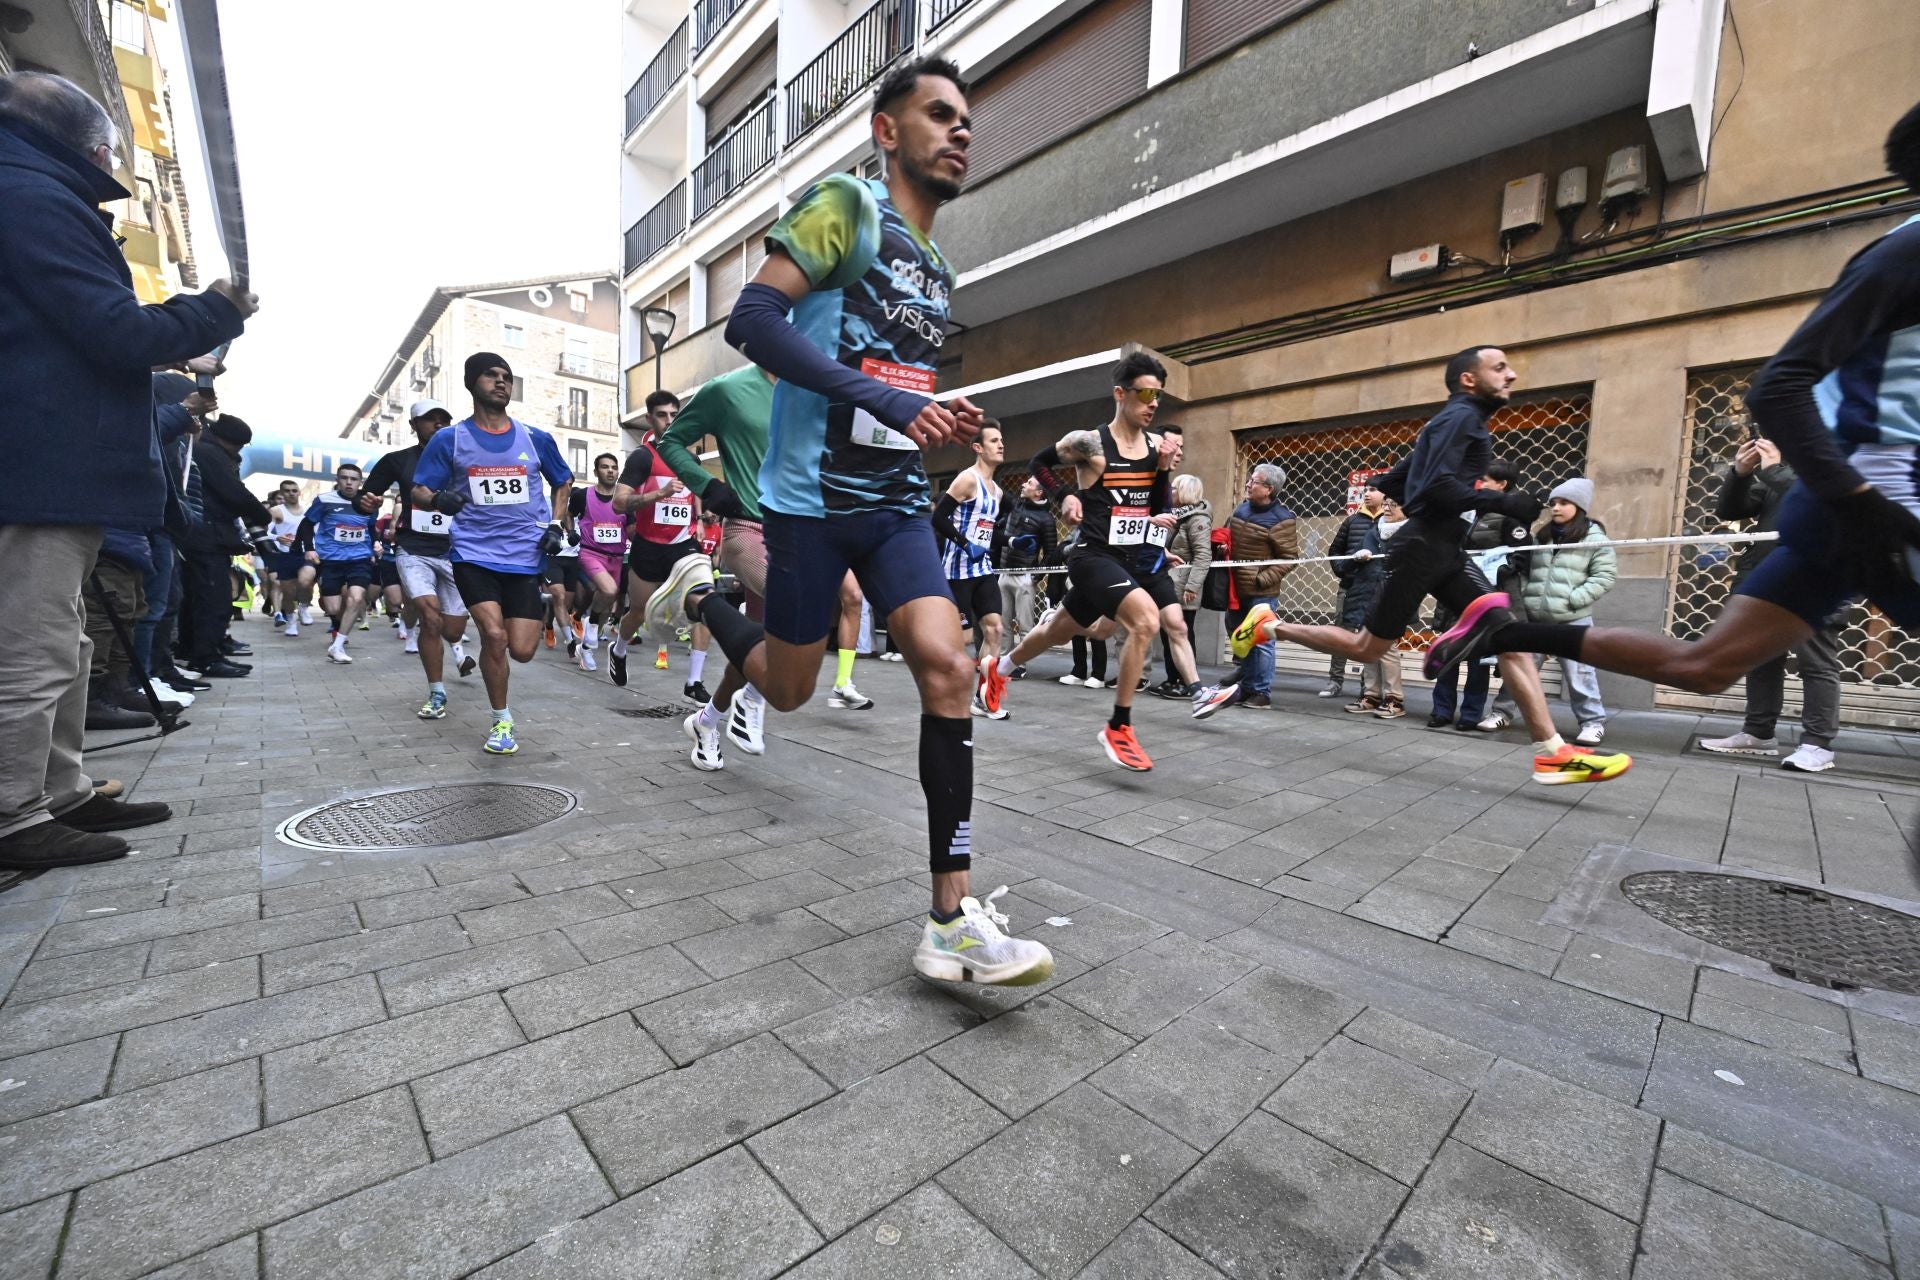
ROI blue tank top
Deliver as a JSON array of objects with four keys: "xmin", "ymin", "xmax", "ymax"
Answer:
[
  {"xmin": 305, "ymin": 492, "xmax": 372, "ymax": 562},
  {"xmin": 942, "ymin": 472, "xmax": 1001, "ymax": 580},
  {"xmin": 449, "ymin": 417, "xmax": 553, "ymax": 574}
]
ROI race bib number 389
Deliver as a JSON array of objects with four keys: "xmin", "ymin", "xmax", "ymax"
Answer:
[
  {"xmin": 468, "ymin": 465, "xmax": 530, "ymax": 506},
  {"xmin": 851, "ymin": 359, "xmax": 935, "ymax": 451},
  {"xmin": 1109, "ymin": 505, "xmax": 1169, "ymax": 548}
]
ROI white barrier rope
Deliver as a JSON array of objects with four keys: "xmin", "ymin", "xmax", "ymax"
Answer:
[{"xmin": 991, "ymin": 529, "xmax": 1778, "ymax": 577}]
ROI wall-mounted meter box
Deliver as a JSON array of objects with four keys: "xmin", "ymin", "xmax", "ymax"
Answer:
[
  {"xmin": 1603, "ymin": 146, "xmax": 1650, "ymax": 202},
  {"xmin": 1389, "ymin": 244, "xmax": 1448, "ymax": 280},
  {"xmin": 1501, "ymin": 173, "xmax": 1547, "ymax": 236}
]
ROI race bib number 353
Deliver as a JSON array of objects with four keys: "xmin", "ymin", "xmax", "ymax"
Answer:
[
  {"xmin": 851, "ymin": 359, "xmax": 935, "ymax": 451},
  {"xmin": 590, "ymin": 524, "xmax": 624, "ymax": 545},
  {"xmin": 469, "ymin": 466, "xmax": 530, "ymax": 506}
]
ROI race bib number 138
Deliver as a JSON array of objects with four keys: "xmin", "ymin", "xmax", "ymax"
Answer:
[{"xmin": 469, "ymin": 466, "xmax": 530, "ymax": 506}]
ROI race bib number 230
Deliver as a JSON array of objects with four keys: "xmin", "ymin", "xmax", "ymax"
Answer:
[{"xmin": 468, "ymin": 466, "xmax": 530, "ymax": 506}]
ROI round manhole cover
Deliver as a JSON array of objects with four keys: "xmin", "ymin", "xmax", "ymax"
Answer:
[
  {"xmin": 1622, "ymin": 871, "xmax": 1920, "ymax": 995},
  {"xmin": 276, "ymin": 783, "xmax": 577, "ymax": 852}
]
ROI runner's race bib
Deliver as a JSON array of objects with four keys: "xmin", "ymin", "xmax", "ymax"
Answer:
[
  {"xmin": 654, "ymin": 499, "xmax": 694, "ymax": 529},
  {"xmin": 408, "ymin": 508, "xmax": 450, "ymax": 535},
  {"xmin": 469, "ymin": 466, "xmax": 530, "ymax": 506},
  {"xmin": 333, "ymin": 525, "xmax": 367, "ymax": 543},
  {"xmin": 851, "ymin": 359, "xmax": 935, "ymax": 451},
  {"xmin": 591, "ymin": 524, "xmax": 624, "ymax": 545},
  {"xmin": 969, "ymin": 514, "xmax": 995, "ymax": 546},
  {"xmin": 1109, "ymin": 505, "xmax": 1169, "ymax": 548}
]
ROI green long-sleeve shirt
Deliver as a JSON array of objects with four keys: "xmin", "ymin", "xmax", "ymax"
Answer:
[{"xmin": 655, "ymin": 364, "xmax": 775, "ymax": 522}]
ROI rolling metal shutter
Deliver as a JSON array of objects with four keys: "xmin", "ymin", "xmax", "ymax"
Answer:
[
  {"xmin": 966, "ymin": 0, "xmax": 1151, "ymax": 184},
  {"xmin": 704, "ymin": 221, "xmax": 772, "ymax": 329},
  {"xmin": 703, "ymin": 42, "xmax": 777, "ymax": 148},
  {"xmin": 1184, "ymin": 0, "xmax": 1327, "ymax": 68}
]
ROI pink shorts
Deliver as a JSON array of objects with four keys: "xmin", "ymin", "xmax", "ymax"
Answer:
[{"xmin": 578, "ymin": 547, "xmax": 624, "ymax": 584}]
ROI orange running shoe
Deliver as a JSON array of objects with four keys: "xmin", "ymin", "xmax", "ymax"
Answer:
[
  {"xmin": 1532, "ymin": 742, "xmax": 1632, "ymax": 785},
  {"xmin": 543, "ymin": 625, "xmax": 556, "ymax": 649},
  {"xmin": 1098, "ymin": 724, "xmax": 1153, "ymax": 772},
  {"xmin": 655, "ymin": 646, "xmax": 670, "ymax": 670},
  {"xmin": 980, "ymin": 658, "xmax": 1008, "ymax": 717}
]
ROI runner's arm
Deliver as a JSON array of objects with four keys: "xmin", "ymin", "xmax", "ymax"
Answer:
[
  {"xmin": 408, "ymin": 431, "xmax": 456, "ymax": 511},
  {"xmin": 931, "ymin": 493, "xmax": 968, "ymax": 549}
]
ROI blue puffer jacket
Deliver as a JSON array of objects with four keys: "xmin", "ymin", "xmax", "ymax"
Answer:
[{"xmin": 0, "ymin": 118, "xmax": 244, "ymax": 529}]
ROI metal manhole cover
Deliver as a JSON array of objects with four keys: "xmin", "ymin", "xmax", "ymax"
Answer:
[
  {"xmin": 276, "ymin": 783, "xmax": 577, "ymax": 852},
  {"xmin": 615, "ymin": 706, "xmax": 684, "ymax": 720},
  {"xmin": 1622, "ymin": 871, "xmax": 1920, "ymax": 994}
]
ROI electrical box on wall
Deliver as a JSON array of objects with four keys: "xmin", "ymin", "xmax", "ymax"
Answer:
[
  {"xmin": 1389, "ymin": 244, "xmax": 1448, "ymax": 281},
  {"xmin": 1556, "ymin": 167, "xmax": 1589, "ymax": 212},
  {"xmin": 1500, "ymin": 173, "xmax": 1547, "ymax": 237},
  {"xmin": 1603, "ymin": 146, "xmax": 1650, "ymax": 202}
]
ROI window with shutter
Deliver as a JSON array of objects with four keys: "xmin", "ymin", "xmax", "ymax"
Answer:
[
  {"xmin": 1184, "ymin": 0, "xmax": 1328, "ymax": 69},
  {"xmin": 705, "ymin": 242, "xmax": 747, "ymax": 331},
  {"xmin": 704, "ymin": 42, "xmax": 779, "ymax": 149}
]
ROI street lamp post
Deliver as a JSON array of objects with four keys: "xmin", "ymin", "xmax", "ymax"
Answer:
[{"xmin": 643, "ymin": 307, "xmax": 677, "ymax": 394}]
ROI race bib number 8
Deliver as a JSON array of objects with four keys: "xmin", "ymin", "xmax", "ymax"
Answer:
[
  {"xmin": 469, "ymin": 466, "xmax": 530, "ymax": 506},
  {"xmin": 654, "ymin": 500, "xmax": 694, "ymax": 529},
  {"xmin": 1109, "ymin": 506, "xmax": 1168, "ymax": 548},
  {"xmin": 333, "ymin": 525, "xmax": 367, "ymax": 543},
  {"xmin": 850, "ymin": 358, "xmax": 936, "ymax": 451},
  {"xmin": 591, "ymin": 524, "xmax": 624, "ymax": 545},
  {"xmin": 408, "ymin": 508, "xmax": 449, "ymax": 535}
]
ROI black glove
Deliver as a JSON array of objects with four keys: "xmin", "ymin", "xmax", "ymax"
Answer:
[
  {"xmin": 353, "ymin": 489, "xmax": 382, "ymax": 516},
  {"xmin": 700, "ymin": 478, "xmax": 744, "ymax": 520},
  {"xmin": 567, "ymin": 527, "xmax": 582, "ymax": 547},
  {"xmin": 1494, "ymin": 490, "xmax": 1544, "ymax": 525},
  {"xmin": 1830, "ymin": 488, "xmax": 1920, "ymax": 599},
  {"xmin": 244, "ymin": 526, "xmax": 278, "ymax": 559},
  {"xmin": 431, "ymin": 489, "xmax": 468, "ymax": 516},
  {"xmin": 538, "ymin": 523, "xmax": 565, "ymax": 556}
]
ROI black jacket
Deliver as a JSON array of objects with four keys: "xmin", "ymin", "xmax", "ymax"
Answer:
[
  {"xmin": 1715, "ymin": 460, "xmax": 1796, "ymax": 584},
  {"xmin": 187, "ymin": 439, "xmax": 272, "ymax": 553},
  {"xmin": 998, "ymin": 497, "xmax": 1059, "ymax": 569}
]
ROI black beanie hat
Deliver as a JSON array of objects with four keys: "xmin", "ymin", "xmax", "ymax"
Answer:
[
  {"xmin": 465, "ymin": 351, "xmax": 512, "ymax": 391},
  {"xmin": 208, "ymin": 415, "xmax": 252, "ymax": 446}
]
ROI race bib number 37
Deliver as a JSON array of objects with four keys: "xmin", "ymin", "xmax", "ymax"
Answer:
[
  {"xmin": 469, "ymin": 466, "xmax": 530, "ymax": 506},
  {"xmin": 851, "ymin": 359, "xmax": 935, "ymax": 451}
]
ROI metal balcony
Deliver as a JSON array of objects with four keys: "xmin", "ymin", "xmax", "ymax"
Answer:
[
  {"xmin": 785, "ymin": 0, "xmax": 916, "ymax": 147},
  {"xmin": 625, "ymin": 19, "xmax": 689, "ymax": 135},
  {"xmin": 693, "ymin": 0, "xmax": 749, "ymax": 52},
  {"xmin": 624, "ymin": 180, "xmax": 687, "ymax": 275},
  {"xmin": 557, "ymin": 352, "xmax": 618, "ymax": 383},
  {"xmin": 929, "ymin": 0, "xmax": 976, "ymax": 31},
  {"xmin": 691, "ymin": 95, "xmax": 776, "ymax": 222}
]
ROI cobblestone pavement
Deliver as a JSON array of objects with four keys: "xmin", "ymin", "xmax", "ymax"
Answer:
[{"xmin": 3, "ymin": 613, "xmax": 1919, "ymax": 1278}]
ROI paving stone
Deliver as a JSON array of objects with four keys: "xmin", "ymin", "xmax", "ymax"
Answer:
[
  {"xmin": 1552, "ymin": 937, "xmax": 1695, "ymax": 1017},
  {"xmin": 1424, "ymin": 834, "xmax": 1526, "ymax": 872},
  {"xmin": 0, "ymin": 1060, "xmax": 257, "ymax": 1212},
  {"xmin": 1634, "ymin": 1170, "xmax": 1888, "ymax": 1280},
  {"xmin": 1029, "ymin": 901, "xmax": 1171, "ymax": 966},
  {"xmin": 822, "ymin": 849, "xmax": 930, "ymax": 891},
  {"xmin": 941, "ymin": 1083, "xmax": 1193, "ymax": 1278},
  {"xmin": 412, "ymin": 1015, "xmax": 670, "ymax": 1157},
  {"xmin": 0, "ymin": 960, "xmax": 258, "ymax": 1055},
  {"xmin": 455, "ymin": 884, "xmax": 629, "ymax": 946},
  {"xmin": 607, "ymin": 860, "xmax": 753, "ymax": 909},
  {"xmin": 1388, "ymin": 855, "xmax": 1501, "ymax": 902},
  {"xmin": 4, "ymin": 939, "xmax": 153, "ymax": 1005},
  {"xmin": 1270, "ymin": 873, "xmax": 1364, "ymax": 910},
  {"xmin": 1890, "ymin": 1208, "xmax": 1919, "ymax": 1278},
  {"xmin": 1696, "ymin": 968, "xmax": 1851, "ymax": 1034},
  {"xmin": 778, "ymin": 974, "xmax": 980, "ymax": 1086},
  {"xmin": 1458, "ymin": 890, "xmax": 1573, "ymax": 950},
  {"xmin": 377, "ymin": 929, "xmax": 584, "ymax": 1016},
  {"xmin": 167, "ymin": 869, "xmax": 266, "ymax": 906},
  {"xmin": 726, "ymin": 840, "xmax": 860, "ymax": 882},
  {"xmin": 1339, "ymin": 1007, "xmax": 1496, "ymax": 1089},
  {"xmin": 1079, "ymin": 1220, "xmax": 1224, "ymax": 1279},
  {"xmin": 1149, "ymin": 1110, "xmax": 1401, "ymax": 1280},
  {"xmin": 265, "ymin": 1114, "xmax": 613, "ymax": 1280},
  {"xmin": 38, "ymin": 894, "xmax": 258, "ymax": 958},
  {"xmin": 514, "ymin": 850, "xmax": 663, "ymax": 895},
  {"xmin": 264, "ymin": 993, "xmax": 525, "ymax": 1121},
  {"xmin": 1348, "ymin": 883, "xmax": 1470, "ymax": 940},
  {"xmin": 146, "ymin": 904, "xmax": 362, "ymax": 973},
  {"xmin": 638, "ymin": 960, "xmax": 837, "ymax": 1064},
  {"xmin": 785, "ymin": 1183, "xmax": 1039, "ymax": 1280},
  {"xmin": 1691, "ymin": 994, "xmax": 1855, "ymax": 1070},
  {"xmin": 1052, "ymin": 932, "xmax": 1256, "ymax": 1038},
  {"xmin": 262, "ymin": 916, "xmax": 469, "ymax": 994},
  {"xmin": 115, "ymin": 975, "xmax": 388, "ymax": 1090},
  {"xmin": 56, "ymin": 882, "xmax": 167, "ymax": 921},
  {"xmin": 1090, "ymin": 1016, "xmax": 1292, "ymax": 1149},
  {"xmin": 0, "ymin": 1035, "xmax": 116, "ymax": 1125},
  {"xmin": 932, "ymin": 993, "xmax": 1134, "ymax": 1115},
  {"xmin": 752, "ymin": 1056, "xmax": 1005, "ymax": 1237},
  {"xmin": 1377, "ymin": 1141, "xmax": 1633, "ymax": 1279},
  {"xmin": 142, "ymin": 1236, "xmax": 258, "ymax": 1280},
  {"xmin": 474, "ymin": 1147, "xmax": 819, "ymax": 1279},
  {"xmin": 0, "ymin": 1194, "xmax": 68, "ymax": 1280},
  {"xmin": 672, "ymin": 906, "xmax": 846, "ymax": 979},
  {"xmin": 60, "ymin": 1090, "xmax": 428, "ymax": 1280},
  {"xmin": 261, "ymin": 867, "xmax": 434, "ymax": 917},
  {"xmin": 703, "ymin": 868, "xmax": 847, "ymax": 924},
  {"xmin": 1191, "ymin": 967, "xmax": 1361, "ymax": 1059},
  {"xmin": 562, "ymin": 897, "xmax": 733, "ymax": 963},
  {"xmin": 1263, "ymin": 1034, "xmax": 1468, "ymax": 1184},
  {"xmin": 1852, "ymin": 1010, "xmax": 1920, "ymax": 1095},
  {"xmin": 1443, "ymin": 923, "xmax": 1563, "ymax": 976},
  {"xmin": 1454, "ymin": 1059, "xmax": 1659, "ymax": 1219},
  {"xmin": 793, "ymin": 920, "xmax": 922, "ymax": 994},
  {"xmin": 804, "ymin": 876, "xmax": 931, "ymax": 935},
  {"xmin": 353, "ymin": 873, "xmax": 531, "ymax": 930},
  {"xmin": 1656, "ymin": 1125, "xmax": 1889, "ymax": 1263},
  {"xmin": 504, "ymin": 942, "xmax": 706, "ymax": 1040}
]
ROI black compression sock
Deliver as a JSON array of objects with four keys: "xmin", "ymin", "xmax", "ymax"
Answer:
[
  {"xmin": 695, "ymin": 593, "xmax": 764, "ymax": 671},
  {"xmin": 920, "ymin": 714, "xmax": 973, "ymax": 875},
  {"xmin": 1488, "ymin": 622, "xmax": 1588, "ymax": 662},
  {"xmin": 1109, "ymin": 704, "xmax": 1131, "ymax": 731}
]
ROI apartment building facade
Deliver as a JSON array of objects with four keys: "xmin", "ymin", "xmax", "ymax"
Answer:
[
  {"xmin": 617, "ymin": 0, "xmax": 1920, "ymax": 723},
  {"xmin": 343, "ymin": 275, "xmax": 623, "ymax": 481},
  {"xmin": 101, "ymin": 0, "xmax": 198, "ymax": 302}
]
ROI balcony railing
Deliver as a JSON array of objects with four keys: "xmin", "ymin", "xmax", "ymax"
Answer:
[
  {"xmin": 557, "ymin": 352, "xmax": 618, "ymax": 383},
  {"xmin": 624, "ymin": 180, "xmax": 687, "ymax": 275},
  {"xmin": 785, "ymin": 0, "xmax": 916, "ymax": 147},
  {"xmin": 625, "ymin": 19, "xmax": 689, "ymax": 135},
  {"xmin": 693, "ymin": 0, "xmax": 749, "ymax": 52},
  {"xmin": 692, "ymin": 95, "xmax": 776, "ymax": 222},
  {"xmin": 929, "ymin": 0, "xmax": 976, "ymax": 31}
]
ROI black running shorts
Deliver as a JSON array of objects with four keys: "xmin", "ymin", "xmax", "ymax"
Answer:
[
  {"xmin": 1063, "ymin": 552, "xmax": 1178, "ymax": 627},
  {"xmin": 453, "ymin": 563, "xmax": 545, "ymax": 621},
  {"xmin": 947, "ymin": 574, "xmax": 1001, "ymax": 629},
  {"xmin": 1364, "ymin": 517, "xmax": 1496, "ymax": 640}
]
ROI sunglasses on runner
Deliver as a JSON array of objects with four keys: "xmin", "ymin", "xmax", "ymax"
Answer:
[{"xmin": 1118, "ymin": 386, "xmax": 1162, "ymax": 404}]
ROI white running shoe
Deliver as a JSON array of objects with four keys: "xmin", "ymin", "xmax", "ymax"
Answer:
[
  {"xmin": 1575, "ymin": 722, "xmax": 1606, "ymax": 747},
  {"xmin": 642, "ymin": 553, "xmax": 715, "ymax": 643},
  {"xmin": 404, "ymin": 636, "xmax": 419, "ymax": 655},
  {"xmin": 1191, "ymin": 683, "xmax": 1240, "ymax": 720},
  {"xmin": 579, "ymin": 645, "xmax": 598, "ymax": 672},
  {"xmin": 913, "ymin": 888, "xmax": 1055, "ymax": 987},
  {"xmin": 1057, "ymin": 673, "xmax": 1083, "ymax": 686},
  {"xmin": 969, "ymin": 690, "xmax": 1008, "ymax": 720},
  {"xmin": 878, "ymin": 650, "xmax": 904, "ymax": 662},
  {"xmin": 1082, "ymin": 676, "xmax": 1105, "ymax": 689},
  {"xmin": 326, "ymin": 639, "xmax": 352, "ymax": 664},
  {"xmin": 298, "ymin": 606, "xmax": 315, "ymax": 625},
  {"xmin": 283, "ymin": 621, "xmax": 299, "ymax": 637},
  {"xmin": 1698, "ymin": 731, "xmax": 1779, "ymax": 757},
  {"xmin": 1781, "ymin": 743, "xmax": 1836, "ymax": 773},
  {"xmin": 726, "ymin": 694, "xmax": 767, "ymax": 755},
  {"xmin": 151, "ymin": 685, "xmax": 193, "ymax": 707},
  {"xmin": 829, "ymin": 683, "xmax": 874, "ymax": 710},
  {"xmin": 683, "ymin": 707, "xmax": 725, "ymax": 771}
]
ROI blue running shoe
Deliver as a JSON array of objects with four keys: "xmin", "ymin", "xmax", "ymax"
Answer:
[
  {"xmin": 484, "ymin": 719, "xmax": 518, "ymax": 755},
  {"xmin": 417, "ymin": 690, "xmax": 448, "ymax": 720}
]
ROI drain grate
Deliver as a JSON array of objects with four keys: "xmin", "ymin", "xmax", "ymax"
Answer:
[
  {"xmin": 615, "ymin": 705, "xmax": 685, "ymax": 720},
  {"xmin": 277, "ymin": 783, "xmax": 577, "ymax": 852},
  {"xmin": 1622, "ymin": 870, "xmax": 1920, "ymax": 994}
]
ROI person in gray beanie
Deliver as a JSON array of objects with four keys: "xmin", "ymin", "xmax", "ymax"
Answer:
[{"xmin": 1496, "ymin": 475, "xmax": 1615, "ymax": 744}]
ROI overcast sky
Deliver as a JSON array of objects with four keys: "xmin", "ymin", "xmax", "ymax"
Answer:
[{"xmin": 158, "ymin": 0, "xmax": 622, "ymax": 441}]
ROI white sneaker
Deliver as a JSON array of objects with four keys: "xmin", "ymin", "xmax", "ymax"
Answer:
[
  {"xmin": 683, "ymin": 707, "xmax": 725, "ymax": 771},
  {"xmin": 451, "ymin": 641, "xmax": 475, "ymax": 677},
  {"xmin": 1317, "ymin": 681, "xmax": 1342, "ymax": 699},
  {"xmin": 1058, "ymin": 673, "xmax": 1084, "ymax": 686},
  {"xmin": 579, "ymin": 645, "xmax": 598, "ymax": 672},
  {"xmin": 150, "ymin": 685, "xmax": 193, "ymax": 707},
  {"xmin": 913, "ymin": 888, "xmax": 1055, "ymax": 986},
  {"xmin": 298, "ymin": 606, "xmax": 315, "ymax": 625},
  {"xmin": 1781, "ymin": 743, "xmax": 1836, "ymax": 773},
  {"xmin": 1698, "ymin": 731, "xmax": 1779, "ymax": 757},
  {"xmin": 283, "ymin": 621, "xmax": 299, "ymax": 638},
  {"xmin": 404, "ymin": 636, "xmax": 419, "ymax": 655},
  {"xmin": 1575, "ymin": 722, "xmax": 1606, "ymax": 747},
  {"xmin": 1082, "ymin": 676, "xmax": 1106, "ymax": 689},
  {"xmin": 829, "ymin": 683, "xmax": 873, "ymax": 710},
  {"xmin": 879, "ymin": 650, "xmax": 905, "ymax": 662},
  {"xmin": 1476, "ymin": 711, "xmax": 1513, "ymax": 732},
  {"xmin": 642, "ymin": 553, "xmax": 715, "ymax": 643},
  {"xmin": 726, "ymin": 694, "xmax": 767, "ymax": 755},
  {"xmin": 326, "ymin": 640, "xmax": 352, "ymax": 664}
]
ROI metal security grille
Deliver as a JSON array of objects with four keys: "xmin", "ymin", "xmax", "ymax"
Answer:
[
  {"xmin": 277, "ymin": 784, "xmax": 578, "ymax": 852},
  {"xmin": 1233, "ymin": 393, "xmax": 1592, "ymax": 676},
  {"xmin": 1661, "ymin": 368, "xmax": 1920, "ymax": 727},
  {"xmin": 1623, "ymin": 871, "xmax": 1920, "ymax": 995}
]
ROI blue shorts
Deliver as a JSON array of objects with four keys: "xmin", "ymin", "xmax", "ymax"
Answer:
[
  {"xmin": 272, "ymin": 551, "xmax": 306, "ymax": 580},
  {"xmin": 763, "ymin": 508, "xmax": 950, "ymax": 646},
  {"xmin": 1735, "ymin": 481, "xmax": 1920, "ymax": 628},
  {"xmin": 318, "ymin": 559, "xmax": 374, "ymax": 597}
]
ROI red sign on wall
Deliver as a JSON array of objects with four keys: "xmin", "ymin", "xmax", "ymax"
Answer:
[{"xmin": 1346, "ymin": 468, "xmax": 1391, "ymax": 513}]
